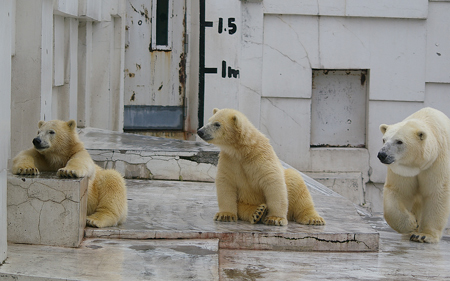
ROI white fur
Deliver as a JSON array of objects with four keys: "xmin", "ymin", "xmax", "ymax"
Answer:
[
  {"xmin": 379, "ymin": 107, "xmax": 450, "ymax": 243},
  {"xmin": 198, "ymin": 108, "xmax": 324, "ymax": 226}
]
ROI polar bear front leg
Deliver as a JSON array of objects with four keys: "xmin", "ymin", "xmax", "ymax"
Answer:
[
  {"xmin": 262, "ymin": 181, "xmax": 288, "ymax": 226},
  {"xmin": 57, "ymin": 151, "xmax": 95, "ymax": 178},
  {"xmin": 214, "ymin": 179, "xmax": 238, "ymax": 222},
  {"xmin": 12, "ymin": 149, "xmax": 42, "ymax": 175},
  {"xmin": 410, "ymin": 190, "xmax": 450, "ymax": 243},
  {"xmin": 383, "ymin": 187, "xmax": 418, "ymax": 234}
]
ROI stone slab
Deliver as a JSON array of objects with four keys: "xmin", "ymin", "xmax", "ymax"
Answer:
[
  {"xmin": 305, "ymin": 172, "xmax": 365, "ymax": 206},
  {"xmin": 79, "ymin": 128, "xmax": 219, "ymax": 181},
  {"xmin": 0, "ymin": 239, "xmax": 219, "ymax": 281},
  {"xmin": 85, "ymin": 180, "xmax": 379, "ymax": 252},
  {"xmin": 219, "ymin": 212, "xmax": 450, "ymax": 280},
  {"xmin": 7, "ymin": 173, "xmax": 88, "ymax": 248}
]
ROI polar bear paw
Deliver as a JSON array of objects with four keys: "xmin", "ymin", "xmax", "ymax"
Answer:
[
  {"xmin": 86, "ymin": 216, "xmax": 101, "ymax": 228},
  {"xmin": 14, "ymin": 166, "xmax": 40, "ymax": 175},
  {"xmin": 263, "ymin": 216, "xmax": 288, "ymax": 226},
  {"xmin": 298, "ymin": 215, "xmax": 326, "ymax": 225},
  {"xmin": 86, "ymin": 216, "xmax": 116, "ymax": 228},
  {"xmin": 57, "ymin": 168, "xmax": 86, "ymax": 178},
  {"xmin": 214, "ymin": 212, "xmax": 237, "ymax": 222},
  {"xmin": 250, "ymin": 204, "xmax": 267, "ymax": 224},
  {"xmin": 410, "ymin": 232, "xmax": 439, "ymax": 243}
]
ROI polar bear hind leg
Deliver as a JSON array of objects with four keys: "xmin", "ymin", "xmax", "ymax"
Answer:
[
  {"xmin": 285, "ymin": 169, "xmax": 325, "ymax": 225},
  {"xmin": 86, "ymin": 169, "xmax": 127, "ymax": 228},
  {"xmin": 237, "ymin": 202, "xmax": 267, "ymax": 224}
]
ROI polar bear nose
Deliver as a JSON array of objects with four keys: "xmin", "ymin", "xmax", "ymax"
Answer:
[
  {"xmin": 197, "ymin": 128, "xmax": 205, "ymax": 138},
  {"xmin": 32, "ymin": 137, "xmax": 41, "ymax": 146},
  {"xmin": 377, "ymin": 151, "xmax": 388, "ymax": 163}
]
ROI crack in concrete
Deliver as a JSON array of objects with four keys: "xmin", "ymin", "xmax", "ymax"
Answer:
[
  {"xmin": 270, "ymin": 234, "xmax": 371, "ymax": 249},
  {"xmin": 179, "ymin": 151, "xmax": 219, "ymax": 166},
  {"xmin": 275, "ymin": 15, "xmax": 313, "ymax": 69}
]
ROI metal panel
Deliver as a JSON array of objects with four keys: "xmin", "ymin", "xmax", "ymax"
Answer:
[
  {"xmin": 124, "ymin": 105, "xmax": 183, "ymax": 130},
  {"xmin": 311, "ymin": 69, "xmax": 367, "ymax": 147},
  {"xmin": 125, "ymin": 0, "xmax": 185, "ymax": 107}
]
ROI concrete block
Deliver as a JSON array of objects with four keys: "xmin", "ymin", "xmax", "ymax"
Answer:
[
  {"xmin": 85, "ymin": 180, "xmax": 379, "ymax": 252},
  {"xmin": 7, "ymin": 173, "xmax": 88, "ymax": 248},
  {"xmin": 305, "ymin": 172, "xmax": 364, "ymax": 206}
]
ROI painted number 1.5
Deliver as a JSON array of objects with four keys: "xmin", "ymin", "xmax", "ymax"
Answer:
[{"xmin": 218, "ymin": 18, "xmax": 237, "ymax": 35}]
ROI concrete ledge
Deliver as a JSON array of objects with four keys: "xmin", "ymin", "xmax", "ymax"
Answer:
[
  {"xmin": 85, "ymin": 180, "xmax": 379, "ymax": 252},
  {"xmin": 305, "ymin": 172, "xmax": 365, "ymax": 206},
  {"xmin": 79, "ymin": 128, "xmax": 219, "ymax": 182},
  {"xmin": 7, "ymin": 173, "xmax": 88, "ymax": 248},
  {"xmin": 1, "ymin": 239, "xmax": 219, "ymax": 281}
]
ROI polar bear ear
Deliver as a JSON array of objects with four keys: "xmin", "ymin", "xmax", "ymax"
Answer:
[
  {"xmin": 417, "ymin": 131, "xmax": 427, "ymax": 141},
  {"xmin": 380, "ymin": 124, "xmax": 388, "ymax": 134},
  {"xmin": 38, "ymin": 121, "xmax": 45, "ymax": 128},
  {"xmin": 232, "ymin": 115, "xmax": 240, "ymax": 127},
  {"xmin": 67, "ymin": 120, "xmax": 77, "ymax": 130},
  {"xmin": 213, "ymin": 108, "xmax": 219, "ymax": 115}
]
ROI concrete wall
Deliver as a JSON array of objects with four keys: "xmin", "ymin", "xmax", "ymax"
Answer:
[
  {"xmin": 10, "ymin": 0, "xmax": 126, "ymax": 158},
  {"xmin": 0, "ymin": 0, "xmax": 13, "ymax": 264},
  {"xmin": 5, "ymin": 0, "xmax": 450, "ymax": 216},
  {"xmin": 201, "ymin": 0, "xmax": 450, "ymax": 205}
]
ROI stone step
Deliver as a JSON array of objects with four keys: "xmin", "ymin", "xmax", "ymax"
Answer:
[
  {"xmin": 78, "ymin": 128, "xmax": 378, "ymax": 251},
  {"xmin": 2, "ymin": 129, "xmax": 381, "ymax": 280},
  {"xmin": 1, "ymin": 239, "xmax": 219, "ymax": 280},
  {"xmin": 85, "ymin": 179, "xmax": 379, "ymax": 252},
  {"xmin": 79, "ymin": 128, "xmax": 219, "ymax": 182},
  {"xmin": 7, "ymin": 173, "xmax": 88, "ymax": 248}
]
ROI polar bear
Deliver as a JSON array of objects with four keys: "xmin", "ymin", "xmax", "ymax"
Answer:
[
  {"xmin": 197, "ymin": 108, "xmax": 325, "ymax": 226},
  {"xmin": 378, "ymin": 107, "xmax": 450, "ymax": 243},
  {"xmin": 12, "ymin": 119, "xmax": 128, "ymax": 228}
]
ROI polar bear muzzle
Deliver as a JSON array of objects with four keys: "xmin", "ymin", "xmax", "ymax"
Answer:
[
  {"xmin": 197, "ymin": 126, "xmax": 213, "ymax": 141},
  {"xmin": 32, "ymin": 136, "xmax": 49, "ymax": 150},
  {"xmin": 377, "ymin": 149, "xmax": 395, "ymax": 164}
]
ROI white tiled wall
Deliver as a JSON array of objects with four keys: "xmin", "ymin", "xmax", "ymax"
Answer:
[
  {"xmin": 205, "ymin": 0, "xmax": 450, "ymax": 185},
  {"xmin": 0, "ymin": 0, "xmax": 13, "ymax": 264}
]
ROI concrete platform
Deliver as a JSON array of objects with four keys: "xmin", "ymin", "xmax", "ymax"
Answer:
[
  {"xmin": 2, "ymin": 210, "xmax": 450, "ymax": 280},
  {"xmin": 219, "ymin": 212, "xmax": 450, "ymax": 280},
  {"xmin": 1, "ymin": 239, "xmax": 219, "ymax": 281},
  {"xmin": 85, "ymin": 180, "xmax": 378, "ymax": 252},
  {"xmin": 2, "ymin": 129, "xmax": 450, "ymax": 280},
  {"xmin": 78, "ymin": 128, "xmax": 379, "ymax": 251},
  {"xmin": 79, "ymin": 128, "xmax": 219, "ymax": 182},
  {"xmin": 7, "ymin": 173, "xmax": 88, "ymax": 248}
]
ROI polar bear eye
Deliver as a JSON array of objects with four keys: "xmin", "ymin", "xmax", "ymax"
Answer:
[
  {"xmin": 382, "ymin": 139, "xmax": 386, "ymax": 144},
  {"xmin": 396, "ymin": 140, "xmax": 403, "ymax": 145},
  {"xmin": 214, "ymin": 122, "xmax": 221, "ymax": 128},
  {"xmin": 49, "ymin": 130, "xmax": 55, "ymax": 135}
]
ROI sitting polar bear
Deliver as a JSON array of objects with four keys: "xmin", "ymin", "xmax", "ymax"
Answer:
[
  {"xmin": 12, "ymin": 119, "xmax": 128, "ymax": 228},
  {"xmin": 378, "ymin": 107, "xmax": 450, "ymax": 243},
  {"xmin": 197, "ymin": 108, "xmax": 325, "ymax": 226}
]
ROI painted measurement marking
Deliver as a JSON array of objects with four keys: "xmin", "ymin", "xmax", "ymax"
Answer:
[
  {"xmin": 222, "ymin": 60, "xmax": 239, "ymax": 78},
  {"xmin": 218, "ymin": 18, "xmax": 237, "ymax": 34},
  {"xmin": 199, "ymin": 0, "xmax": 240, "ymax": 127},
  {"xmin": 203, "ymin": 19, "xmax": 239, "ymax": 79}
]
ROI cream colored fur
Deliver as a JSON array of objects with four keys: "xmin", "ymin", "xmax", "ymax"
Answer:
[
  {"xmin": 12, "ymin": 119, "xmax": 127, "ymax": 228},
  {"xmin": 378, "ymin": 107, "xmax": 450, "ymax": 243},
  {"xmin": 198, "ymin": 108, "xmax": 324, "ymax": 226}
]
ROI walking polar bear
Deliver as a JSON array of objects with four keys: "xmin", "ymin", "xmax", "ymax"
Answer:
[
  {"xmin": 378, "ymin": 107, "xmax": 450, "ymax": 243},
  {"xmin": 198, "ymin": 108, "xmax": 324, "ymax": 226}
]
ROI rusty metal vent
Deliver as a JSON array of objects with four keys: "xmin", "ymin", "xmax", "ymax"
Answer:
[{"xmin": 124, "ymin": 105, "xmax": 183, "ymax": 130}]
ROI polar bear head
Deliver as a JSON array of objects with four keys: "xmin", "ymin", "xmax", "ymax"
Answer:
[
  {"xmin": 33, "ymin": 119, "xmax": 79, "ymax": 154},
  {"xmin": 197, "ymin": 108, "xmax": 254, "ymax": 147},
  {"xmin": 378, "ymin": 119, "xmax": 438, "ymax": 177}
]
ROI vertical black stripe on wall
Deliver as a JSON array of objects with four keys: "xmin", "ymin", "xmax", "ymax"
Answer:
[{"xmin": 198, "ymin": 0, "xmax": 206, "ymax": 129}]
